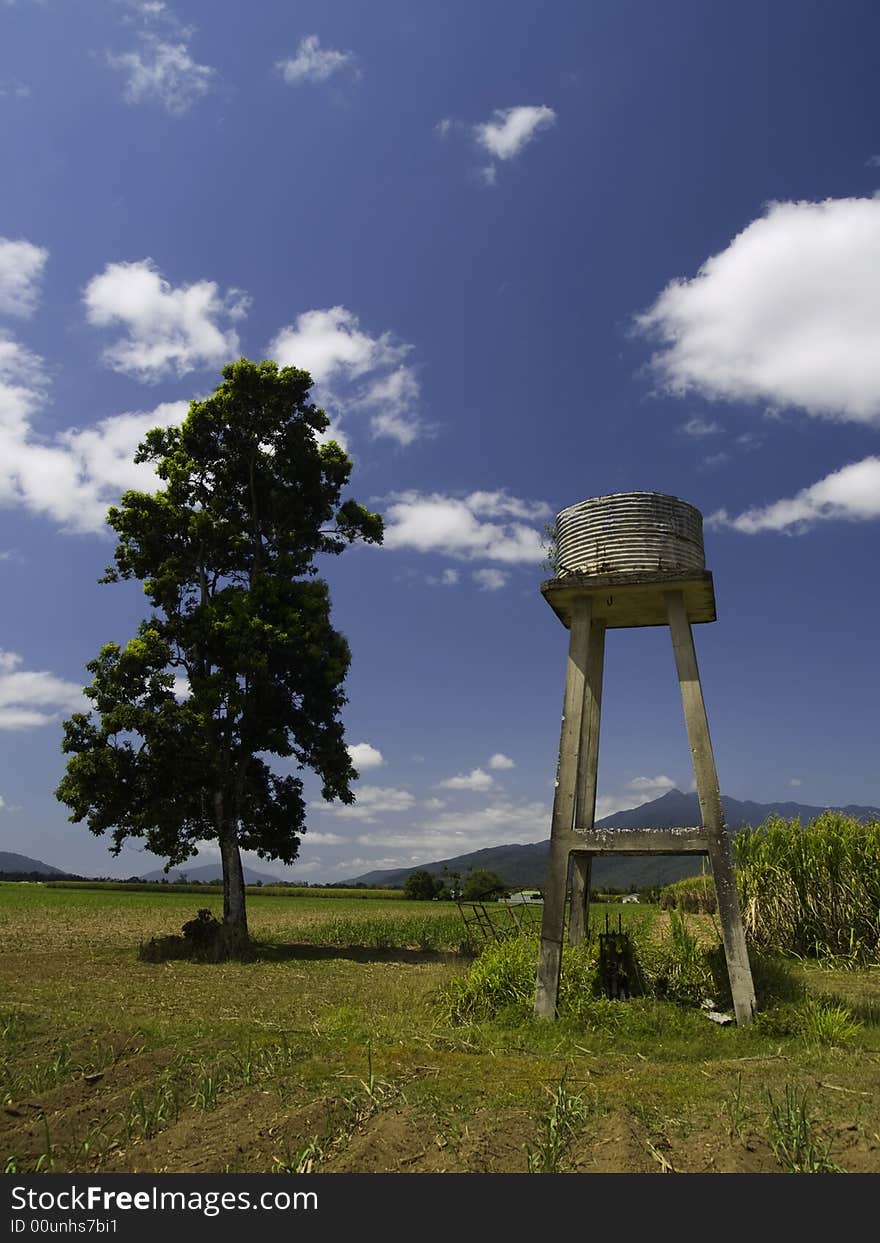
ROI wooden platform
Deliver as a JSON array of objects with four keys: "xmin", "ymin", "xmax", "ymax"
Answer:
[{"xmin": 541, "ymin": 570, "xmax": 716, "ymax": 629}]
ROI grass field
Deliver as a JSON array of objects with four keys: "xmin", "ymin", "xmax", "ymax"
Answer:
[{"xmin": 2, "ymin": 882, "xmax": 879, "ymax": 1174}]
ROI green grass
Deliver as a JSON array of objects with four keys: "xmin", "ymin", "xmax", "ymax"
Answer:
[{"xmin": 1, "ymin": 882, "xmax": 878, "ymax": 1174}]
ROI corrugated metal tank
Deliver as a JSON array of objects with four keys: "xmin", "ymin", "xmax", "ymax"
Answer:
[{"xmin": 554, "ymin": 492, "xmax": 705, "ymax": 578}]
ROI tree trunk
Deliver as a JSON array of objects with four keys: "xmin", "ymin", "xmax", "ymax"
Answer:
[{"xmin": 215, "ymin": 790, "xmax": 249, "ymax": 955}]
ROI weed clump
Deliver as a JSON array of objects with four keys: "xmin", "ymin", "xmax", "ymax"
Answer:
[
  {"xmin": 766, "ymin": 1084, "xmax": 845, "ymax": 1173},
  {"xmin": 438, "ymin": 912, "xmax": 810, "ymax": 1030}
]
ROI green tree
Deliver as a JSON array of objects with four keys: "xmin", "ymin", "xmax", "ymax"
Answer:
[
  {"xmin": 55, "ymin": 358, "xmax": 382, "ymax": 953},
  {"xmin": 461, "ymin": 868, "xmax": 505, "ymax": 901},
  {"xmin": 404, "ymin": 870, "xmax": 441, "ymax": 901}
]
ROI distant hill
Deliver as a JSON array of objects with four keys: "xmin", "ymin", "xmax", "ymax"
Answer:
[
  {"xmin": 0, "ymin": 851, "xmax": 287, "ymax": 886},
  {"xmin": 0, "ymin": 851, "xmax": 67, "ymax": 878},
  {"xmin": 139, "ymin": 862, "xmax": 285, "ymax": 886},
  {"xmin": 344, "ymin": 789, "xmax": 880, "ymax": 891}
]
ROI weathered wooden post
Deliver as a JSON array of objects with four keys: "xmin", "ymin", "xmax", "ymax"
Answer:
[{"xmin": 534, "ymin": 492, "xmax": 756, "ymax": 1026}]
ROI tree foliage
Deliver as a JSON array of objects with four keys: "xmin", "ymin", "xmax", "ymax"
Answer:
[
  {"xmin": 461, "ymin": 868, "xmax": 506, "ymax": 901},
  {"xmin": 55, "ymin": 358, "xmax": 383, "ymax": 944},
  {"xmin": 403, "ymin": 870, "xmax": 442, "ymax": 901}
]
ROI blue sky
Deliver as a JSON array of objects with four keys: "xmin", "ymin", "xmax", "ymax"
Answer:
[{"xmin": 1, "ymin": 0, "xmax": 879, "ymax": 882}]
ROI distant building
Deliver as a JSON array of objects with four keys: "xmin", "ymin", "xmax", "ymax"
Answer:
[{"xmin": 499, "ymin": 890, "xmax": 544, "ymax": 905}]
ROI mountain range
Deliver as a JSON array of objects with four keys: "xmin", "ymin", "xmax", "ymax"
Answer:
[
  {"xmin": 0, "ymin": 852, "xmax": 283, "ymax": 886},
  {"xmin": 4, "ymin": 789, "xmax": 878, "ymax": 890},
  {"xmin": 0, "ymin": 851, "xmax": 67, "ymax": 877},
  {"xmin": 342, "ymin": 789, "xmax": 880, "ymax": 890}
]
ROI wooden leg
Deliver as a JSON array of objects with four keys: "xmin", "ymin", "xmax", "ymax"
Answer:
[
  {"xmin": 666, "ymin": 591, "xmax": 756, "ymax": 1025},
  {"xmin": 568, "ymin": 855, "xmax": 593, "ymax": 946},
  {"xmin": 535, "ymin": 600, "xmax": 592, "ymax": 1018},
  {"xmin": 569, "ymin": 620, "xmax": 605, "ymax": 945},
  {"xmin": 707, "ymin": 839, "xmax": 757, "ymax": 1026}
]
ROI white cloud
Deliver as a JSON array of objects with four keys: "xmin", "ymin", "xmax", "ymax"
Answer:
[
  {"xmin": 0, "ymin": 77, "xmax": 31, "ymax": 100},
  {"xmin": 107, "ymin": 36, "xmax": 216, "ymax": 114},
  {"xmin": 708, "ymin": 455, "xmax": 880, "ymax": 534},
  {"xmin": 0, "ymin": 238, "xmax": 48, "ymax": 317},
  {"xmin": 381, "ymin": 490, "xmax": 551, "ymax": 563},
  {"xmin": 84, "ymin": 259, "xmax": 249, "ymax": 381},
  {"xmin": 426, "ymin": 568, "xmax": 459, "ymax": 587},
  {"xmin": 488, "ymin": 753, "xmax": 515, "ymax": 770},
  {"xmin": 0, "ymin": 649, "xmax": 85, "ymax": 730},
  {"xmin": 866, "ymin": 155, "xmax": 880, "ymax": 169},
  {"xmin": 702, "ymin": 451, "xmax": 729, "ymax": 469},
  {"xmin": 474, "ymin": 105, "xmax": 556, "ymax": 162},
  {"xmin": 437, "ymin": 767, "xmax": 494, "ymax": 792},
  {"xmin": 357, "ymin": 367, "xmax": 422, "ymax": 445},
  {"xmin": 679, "ymin": 416, "xmax": 721, "ymax": 438},
  {"xmin": 317, "ymin": 785, "xmax": 415, "ymax": 822},
  {"xmin": 423, "ymin": 797, "xmax": 446, "ymax": 810},
  {"xmin": 268, "ymin": 306, "xmax": 422, "ymax": 445},
  {"xmin": 331, "ymin": 855, "xmax": 403, "ymax": 875},
  {"xmin": 347, "ymin": 741, "xmax": 385, "ymax": 770},
  {"xmin": 0, "ymin": 335, "xmax": 187, "ymax": 531},
  {"xmin": 626, "ymin": 775, "xmax": 676, "ymax": 797},
  {"xmin": 271, "ymin": 307, "xmax": 399, "ymax": 381},
  {"xmin": 636, "ymin": 197, "xmax": 880, "ymax": 425},
  {"xmin": 472, "ymin": 567, "xmax": 508, "ymax": 591},
  {"xmin": 789, "ymin": 778, "xmax": 802, "ymax": 787},
  {"xmin": 355, "ymin": 798, "xmax": 549, "ymax": 859},
  {"xmin": 0, "ymin": 334, "xmax": 47, "ymax": 436},
  {"xmin": 276, "ymin": 35, "xmax": 358, "ymax": 86},
  {"xmin": 121, "ymin": 1, "xmax": 177, "ymax": 25},
  {"xmin": 171, "ymin": 674, "xmax": 190, "ymax": 700},
  {"xmin": 594, "ymin": 775, "xmax": 677, "ymax": 820}
]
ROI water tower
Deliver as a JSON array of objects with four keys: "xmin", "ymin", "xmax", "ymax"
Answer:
[{"xmin": 534, "ymin": 492, "xmax": 756, "ymax": 1026}]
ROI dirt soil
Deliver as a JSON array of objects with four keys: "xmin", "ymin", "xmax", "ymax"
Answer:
[{"xmin": 5, "ymin": 1053, "xmax": 879, "ymax": 1174}]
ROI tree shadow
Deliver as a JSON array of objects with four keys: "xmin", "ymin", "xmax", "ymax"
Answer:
[{"xmin": 247, "ymin": 941, "xmax": 472, "ymax": 966}]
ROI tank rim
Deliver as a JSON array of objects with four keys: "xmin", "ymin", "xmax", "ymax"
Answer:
[{"xmin": 556, "ymin": 491, "xmax": 703, "ymax": 520}]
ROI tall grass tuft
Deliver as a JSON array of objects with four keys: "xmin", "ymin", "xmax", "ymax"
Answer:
[
  {"xmin": 734, "ymin": 812, "xmax": 880, "ymax": 964},
  {"xmin": 526, "ymin": 1073, "xmax": 588, "ymax": 1172},
  {"xmin": 439, "ymin": 935, "xmax": 539, "ymax": 1022},
  {"xmin": 766, "ymin": 1085, "xmax": 844, "ymax": 1173},
  {"xmin": 797, "ymin": 999, "xmax": 862, "ymax": 1048}
]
